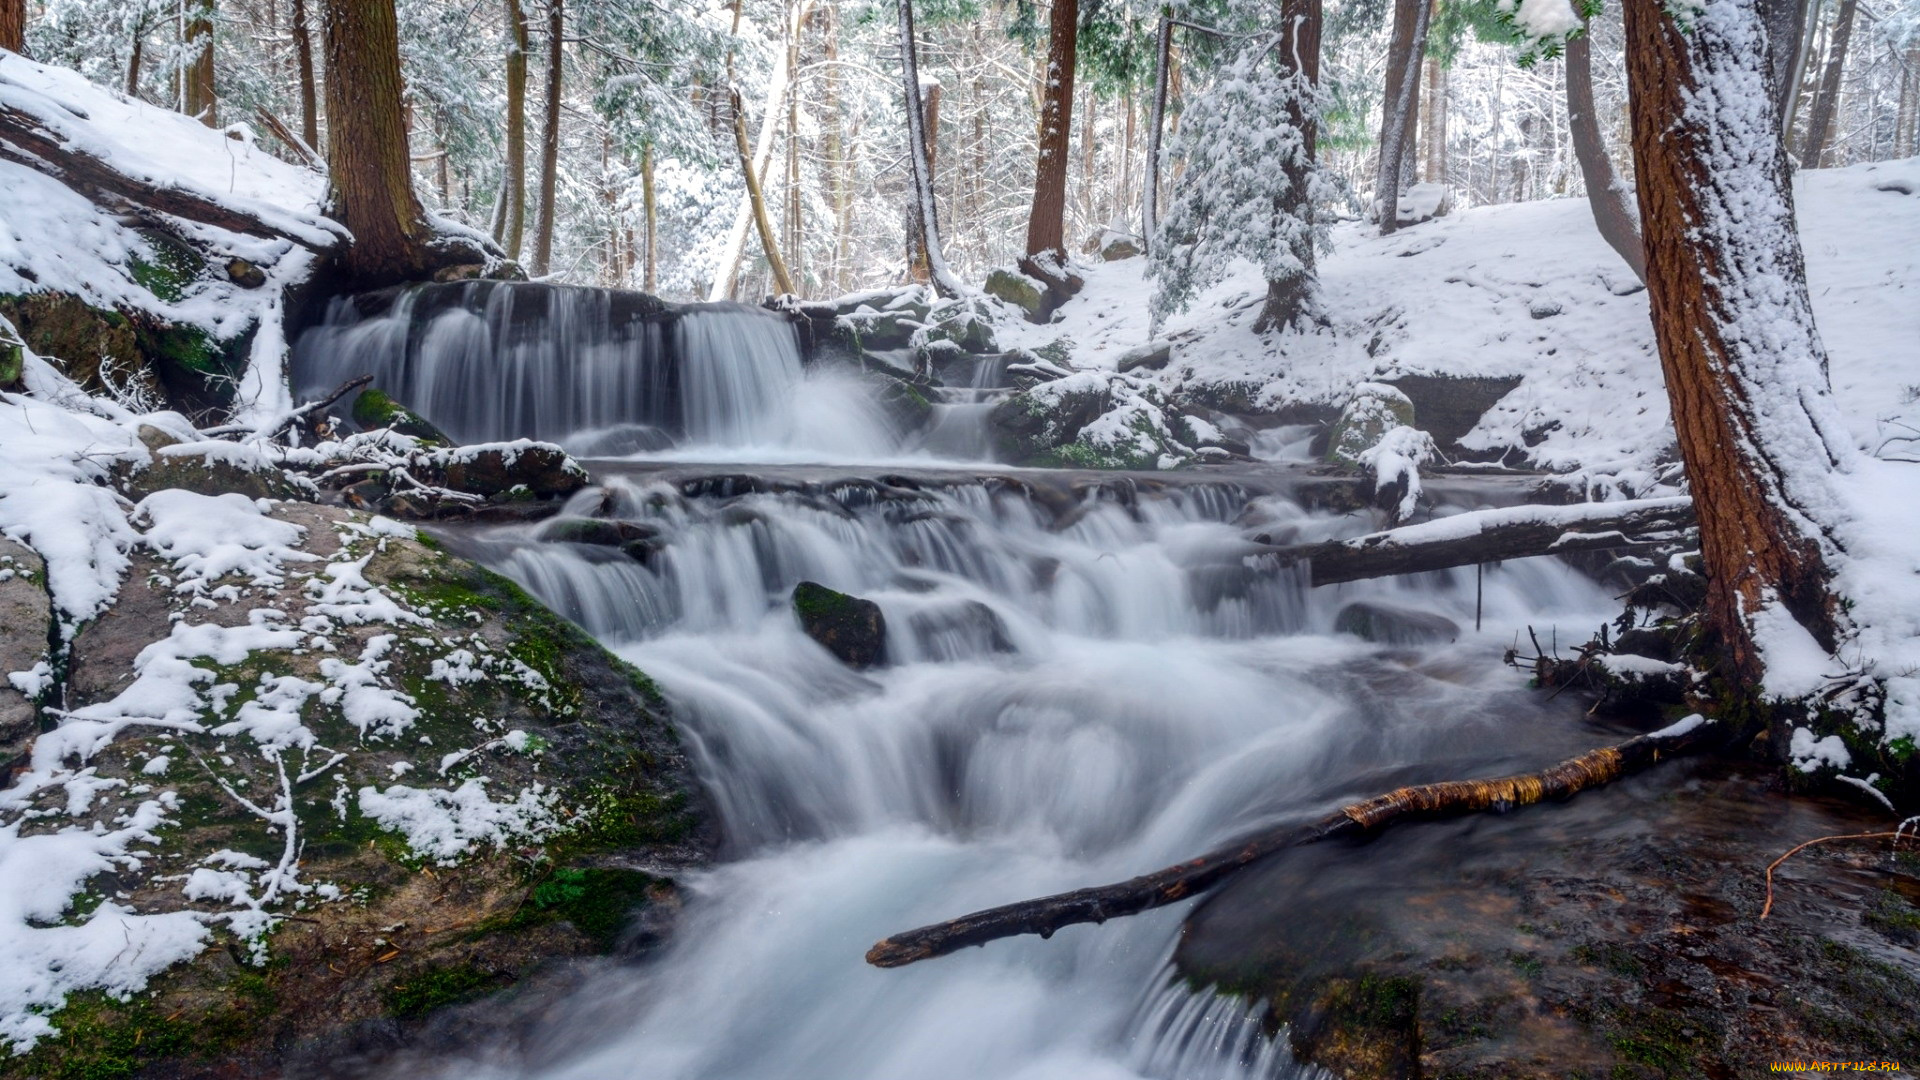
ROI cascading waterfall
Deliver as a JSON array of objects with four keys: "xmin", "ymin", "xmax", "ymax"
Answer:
[{"xmin": 393, "ymin": 465, "xmax": 1620, "ymax": 1080}]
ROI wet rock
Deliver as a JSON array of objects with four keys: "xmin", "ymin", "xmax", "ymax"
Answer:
[
  {"xmin": 1379, "ymin": 374, "xmax": 1523, "ymax": 455},
  {"xmin": 1325, "ymin": 383, "xmax": 1417, "ymax": 467},
  {"xmin": 352, "ymin": 387, "xmax": 452, "ymax": 445},
  {"xmin": 540, "ymin": 517, "xmax": 661, "ymax": 548},
  {"xmin": 225, "ymin": 258, "xmax": 267, "ymax": 289},
  {"xmin": 792, "ymin": 581, "xmax": 887, "ymax": 669},
  {"xmin": 905, "ymin": 600, "xmax": 1016, "ymax": 660},
  {"xmin": 563, "ymin": 424, "xmax": 675, "ymax": 457},
  {"xmin": 988, "ymin": 381, "xmax": 1111, "ymax": 466},
  {"xmin": 435, "ymin": 442, "xmax": 589, "ymax": 499},
  {"xmin": 923, "ymin": 308, "xmax": 998, "ymax": 355},
  {"xmin": 0, "ymin": 537, "xmax": 49, "ymax": 778},
  {"xmin": 1333, "ymin": 601, "xmax": 1460, "ymax": 645}
]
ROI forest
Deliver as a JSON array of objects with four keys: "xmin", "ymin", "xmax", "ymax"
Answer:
[{"xmin": 1, "ymin": 0, "xmax": 1919, "ymax": 1073}]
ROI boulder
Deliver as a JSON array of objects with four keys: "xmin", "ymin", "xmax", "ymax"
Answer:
[
  {"xmin": 1380, "ymin": 374, "xmax": 1523, "ymax": 455},
  {"xmin": 792, "ymin": 581, "xmax": 888, "ymax": 669},
  {"xmin": 225, "ymin": 258, "xmax": 267, "ymax": 289},
  {"xmin": 989, "ymin": 381, "xmax": 1112, "ymax": 465},
  {"xmin": 984, "ymin": 267, "xmax": 1048, "ymax": 321},
  {"xmin": 1325, "ymin": 383, "xmax": 1418, "ymax": 467},
  {"xmin": 1333, "ymin": 601, "xmax": 1460, "ymax": 646},
  {"xmin": 1100, "ymin": 236, "xmax": 1143, "ymax": 262},
  {"xmin": 351, "ymin": 387, "xmax": 452, "ymax": 445},
  {"xmin": 435, "ymin": 441, "xmax": 589, "ymax": 499},
  {"xmin": 921, "ymin": 307, "xmax": 998, "ymax": 354},
  {"xmin": 0, "ymin": 537, "xmax": 49, "ymax": 777},
  {"xmin": 540, "ymin": 517, "xmax": 661, "ymax": 548},
  {"xmin": 119, "ymin": 440, "xmax": 313, "ymax": 502},
  {"xmin": 1116, "ymin": 340, "xmax": 1173, "ymax": 374}
]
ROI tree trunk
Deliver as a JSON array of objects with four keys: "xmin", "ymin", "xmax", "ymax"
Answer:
[
  {"xmin": 731, "ymin": 90, "xmax": 796, "ymax": 296},
  {"xmin": 1, "ymin": 0, "xmax": 25, "ymax": 54},
  {"xmin": 820, "ymin": 4, "xmax": 850, "ymax": 290},
  {"xmin": 1375, "ymin": 0, "xmax": 1431, "ymax": 234},
  {"xmin": 641, "ymin": 142, "xmax": 657, "ymax": 293},
  {"xmin": 1142, "ymin": 10, "xmax": 1171, "ymax": 247},
  {"xmin": 291, "ymin": 0, "xmax": 318, "ymax": 148},
  {"xmin": 1898, "ymin": 45, "xmax": 1920, "ymax": 159},
  {"xmin": 529, "ymin": 0, "xmax": 562, "ymax": 277},
  {"xmin": 1253, "ymin": 0, "xmax": 1323, "ymax": 333},
  {"xmin": 184, "ymin": 0, "xmax": 217, "ymax": 126},
  {"xmin": 1759, "ymin": 0, "xmax": 1809, "ymax": 124},
  {"xmin": 1023, "ymin": 0, "xmax": 1078, "ymax": 266},
  {"xmin": 897, "ymin": 0, "xmax": 962, "ymax": 297},
  {"xmin": 1566, "ymin": 31, "xmax": 1645, "ymax": 281},
  {"xmin": 906, "ymin": 71, "xmax": 940, "ymax": 284},
  {"xmin": 323, "ymin": 0, "xmax": 458, "ymax": 284},
  {"xmin": 501, "ymin": 0, "xmax": 530, "ymax": 257},
  {"xmin": 709, "ymin": 1, "xmax": 803, "ymax": 302},
  {"xmin": 1423, "ymin": 51, "xmax": 1446, "ymax": 183},
  {"xmin": 1623, "ymin": 0, "xmax": 1853, "ymax": 687},
  {"xmin": 1799, "ymin": 0, "xmax": 1855, "ymax": 166},
  {"xmin": 126, "ymin": 21, "xmax": 145, "ymax": 96}
]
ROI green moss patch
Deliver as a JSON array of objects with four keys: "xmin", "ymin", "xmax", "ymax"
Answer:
[{"xmin": 382, "ymin": 963, "xmax": 511, "ymax": 1019}]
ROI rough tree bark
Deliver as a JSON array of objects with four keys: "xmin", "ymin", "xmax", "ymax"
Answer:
[
  {"xmin": 898, "ymin": 0, "xmax": 963, "ymax": 297},
  {"xmin": 1759, "ymin": 0, "xmax": 1809, "ymax": 125},
  {"xmin": 1, "ymin": 0, "xmax": 24, "ymax": 54},
  {"xmin": 1624, "ymin": 0, "xmax": 1854, "ymax": 687},
  {"xmin": 1566, "ymin": 31, "xmax": 1645, "ymax": 281},
  {"xmin": 1022, "ymin": 0, "xmax": 1078, "ymax": 270},
  {"xmin": 323, "ymin": 0, "xmax": 480, "ymax": 284},
  {"xmin": 126, "ymin": 18, "xmax": 146, "ymax": 95},
  {"xmin": 641, "ymin": 142, "xmax": 657, "ymax": 292},
  {"xmin": 867, "ymin": 719, "xmax": 1721, "ymax": 967},
  {"xmin": 1423, "ymin": 50, "xmax": 1446, "ymax": 183},
  {"xmin": 292, "ymin": 0, "xmax": 319, "ymax": 149},
  {"xmin": 184, "ymin": 0, "xmax": 217, "ymax": 126},
  {"xmin": 529, "ymin": 0, "xmax": 562, "ymax": 277},
  {"xmin": 1142, "ymin": 10, "xmax": 1172, "ymax": 247},
  {"xmin": 1799, "ymin": 0, "xmax": 1856, "ymax": 165},
  {"xmin": 1375, "ymin": 0, "xmax": 1431, "ymax": 234},
  {"xmin": 500, "ymin": 0, "xmax": 530, "ymax": 258},
  {"xmin": 1253, "ymin": 0, "xmax": 1324, "ymax": 333}
]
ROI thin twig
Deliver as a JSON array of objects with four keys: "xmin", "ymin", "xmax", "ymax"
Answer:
[{"xmin": 1760, "ymin": 830, "xmax": 1911, "ymax": 919}]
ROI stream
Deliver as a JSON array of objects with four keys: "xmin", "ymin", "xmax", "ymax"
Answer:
[{"xmin": 292, "ymin": 285, "xmax": 1624, "ymax": 1079}]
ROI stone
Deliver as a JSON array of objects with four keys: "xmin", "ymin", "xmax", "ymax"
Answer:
[
  {"xmin": 988, "ymin": 382, "xmax": 1112, "ymax": 466},
  {"xmin": 1325, "ymin": 382, "xmax": 1417, "ymax": 467},
  {"xmin": 1528, "ymin": 297, "xmax": 1564, "ymax": 319},
  {"xmin": 1333, "ymin": 601, "xmax": 1460, "ymax": 645},
  {"xmin": 1380, "ymin": 374, "xmax": 1524, "ymax": 454},
  {"xmin": 119, "ymin": 444, "xmax": 312, "ymax": 503},
  {"xmin": 923, "ymin": 308, "xmax": 998, "ymax": 354},
  {"xmin": 1116, "ymin": 341, "xmax": 1172, "ymax": 374},
  {"xmin": 225, "ymin": 258, "xmax": 267, "ymax": 289},
  {"xmin": 1100, "ymin": 236, "xmax": 1142, "ymax": 262},
  {"xmin": 436, "ymin": 442, "xmax": 588, "ymax": 499},
  {"xmin": 0, "ymin": 338, "xmax": 22, "ymax": 391},
  {"xmin": 0, "ymin": 537, "xmax": 49, "ymax": 777},
  {"xmin": 984, "ymin": 267, "xmax": 1047, "ymax": 321},
  {"xmin": 792, "ymin": 581, "xmax": 887, "ymax": 669},
  {"xmin": 351, "ymin": 387, "xmax": 452, "ymax": 445},
  {"xmin": 540, "ymin": 517, "xmax": 662, "ymax": 548}
]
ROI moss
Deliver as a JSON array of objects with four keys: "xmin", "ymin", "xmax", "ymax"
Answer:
[
  {"xmin": 351, "ymin": 388, "xmax": 450, "ymax": 445},
  {"xmin": 792, "ymin": 581, "xmax": 859, "ymax": 621},
  {"xmin": 382, "ymin": 962, "xmax": 510, "ymax": 1019},
  {"xmin": 1605, "ymin": 1005, "xmax": 1701, "ymax": 1076},
  {"xmin": 127, "ymin": 233, "xmax": 205, "ymax": 304},
  {"xmin": 559, "ymin": 782, "xmax": 696, "ymax": 851},
  {"xmin": 7, "ymin": 968, "xmax": 274, "ymax": 1080},
  {"xmin": 488, "ymin": 866, "xmax": 658, "ymax": 952}
]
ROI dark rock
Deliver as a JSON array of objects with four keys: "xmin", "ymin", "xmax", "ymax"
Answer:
[
  {"xmin": 1528, "ymin": 297, "xmax": 1564, "ymax": 319},
  {"xmin": 988, "ymin": 383, "xmax": 1111, "ymax": 466},
  {"xmin": 341, "ymin": 478, "xmax": 389, "ymax": 510},
  {"xmin": 352, "ymin": 388, "xmax": 451, "ymax": 445},
  {"xmin": 119, "ymin": 445, "xmax": 312, "ymax": 503},
  {"xmin": 1116, "ymin": 341, "xmax": 1172, "ymax": 374},
  {"xmin": 0, "ymin": 537, "xmax": 48, "ymax": 779},
  {"xmin": 437, "ymin": 443, "xmax": 588, "ymax": 499},
  {"xmin": 1100, "ymin": 236, "xmax": 1142, "ymax": 262},
  {"xmin": 540, "ymin": 518, "xmax": 661, "ymax": 548},
  {"xmin": 905, "ymin": 600, "xmax": 1016, "ymax": 660},
  {"xmin": 792, "ymin": 581, "xmax": 887, "ymax": 669},
  {"xmin": 1333, "ymin": 601, "xmax": 1460, "ymax": 645},
  {"xmin": 1381, "ymin": 374, "xmax": 1524, "ymax": 454},
  {"xmin": 225, "ymin": 258, "xmax": 267, "ymax": 289}
]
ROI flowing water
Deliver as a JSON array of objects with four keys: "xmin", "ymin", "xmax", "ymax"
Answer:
[{"xmin": 294, "ymin": 288, "xmax": 1618, "ymax": 1080}]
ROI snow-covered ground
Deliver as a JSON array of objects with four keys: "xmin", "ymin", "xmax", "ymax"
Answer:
[{"xmin": 1013, "ymin": 157, "xmax": 1920, "ymax": 499}]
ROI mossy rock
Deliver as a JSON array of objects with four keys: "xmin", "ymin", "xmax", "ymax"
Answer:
[
  {"xmin": 538, "ymin": 517, "xmax": 661, "ymax": 548},
  {"xmin": 984, "ymin": 267, "xmax": 1046, "ymax": 320},
  {"xmin": 434, "ymin": 444, "xmax": 589, "ymax": 499},
  {"xmin": 351, "ymin": 387, "xmax": 451, "ymax": 445},
  {"xmin": 1326, "ymin": 383, "xmax": 1417, "ymax": 467},
  {"xmin": 792, "ymin": 581, "xmax": 887, "ymax": 669},
  {"xmin": 0, "ymin": 291, "xmax": 248, "ymax": 417},
  {"xmin": 0, "ymin": 338, "xmax": 22, "ymax": 390}
]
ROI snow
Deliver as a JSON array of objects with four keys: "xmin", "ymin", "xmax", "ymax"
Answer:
[
  {"xmin": 356, "ymin": 779, "xmax": 560, "ymax": 865},
  {"xmin": 134, "ymin": 490, "xmax": 318, "ymax": 594}
]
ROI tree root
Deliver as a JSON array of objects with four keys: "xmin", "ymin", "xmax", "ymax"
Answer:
[{"xmin": 865, "ymin": 717, "xmax": 1721, "ymax": 968}]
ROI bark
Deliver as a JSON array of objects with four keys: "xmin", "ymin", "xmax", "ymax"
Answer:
[
  {"xmin": 1799, "ymin": 0, "xmax": 1855, "ymax": 165},
  {"xmin": 1759, "ymin": 0, "xmax": 1809, "ymax": 123},
  {"xmin": 1257, "ymin": 497, "xmax": 1696, "ymax": 587},
  {"xmin": 1023, "ymin": 0, "xmax": 1078, "ymax": 264},
  {"xmin": 1142, "ymin": 10, "xmax": 1172, "ymax": 247},
  {"xmin": 324, "ymin": 0, "xmax": 472, "ymax": 284},
  {"xmin": 1624, "ymin": 0, "xmax": 1852, "ymax": 686},
  {"xmin": 1253, "ymin": 0, "xmax": 1324, "ymax": 333},
  {"xmin": 292, "ymin": 0, "xmax": 318, "ymax": 149},
  {"xmin": 1423, "ymin": 50, "xmax": 1446, "ymax": 183},
  {"xmin": 1898, "ymin": 45, "xmax": 1920, "ymax": 159},
  {"xmin": 126, "ymin": 22, "xmax": 145, "ymax": 96},
  {"xmin": 254, "ymin": 106, "xmax": 319, "ymax": 167},
  {"xmin": 2, "ymin": 0, "xmax": 24, "ymax": 54},
  {"xmin": 730, "ymin": 90, "xmax": 796, "ymax": 296},
  {"xmin": 642, "ymin": 142, "xmax": 657, "ymax": 293},
  {"xmin": 1566, "ymin": 31, "xmax": 1646, "ymax": 281},
  {"xmin": 820, "ymin": 4, "xmax": 850, "ymax": 290},
  {"xmin": 529, "ymin": 0, "xmax": 562, "ymax": 277},
  {"xmin": 501, "ymin": 0, "xmax": 530, "ymax": 257},
  {"xmin": 184, "ymin": 0, "xmax": 217, "ymax": 126},
  {"xmin": 709, "ymin": 1, "xmax": 803, "ymax": 302},
  {"xmin": 897, "ymin": 0, "xmax": 963, "ymax": 297},
  {"xmin": 867, "ymin": 719, "xmax": 1722, "ymax": 967},
  {"xmin": 1375, "ymin": 0, "xmax": 1431, "ymax": 234}
]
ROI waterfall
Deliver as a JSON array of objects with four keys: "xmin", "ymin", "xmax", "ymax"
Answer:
[
  {"xmin": 291, "ymin": 282, "xmax": 922, "ymax": 461},
  {"xmin": 395, "ymin": 469, "xmax": 1619, "ymax": 1080}
]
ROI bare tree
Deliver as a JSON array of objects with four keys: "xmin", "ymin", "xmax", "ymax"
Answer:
[
  {"xmin": 1022, "ymin": 0, "xmax": 1078, "ymax": 275},
  {"xmin": 530, "ymin": 0, "xmax": 562, "ymax": 276},
  {"xmin": 1566, "ymin": 30, "xmax": 1644, "ymax": 279},
  {"xmin": 500, "ymin": 0, "xmax": 530, "ymax": 258},
  {"xmin": 184, "ymin": 0, "xmax": 217, "ymax": 126},
  {"xmin": 1376, "ymin": 0, "xmax": 1432, "ymax": 234},
  {"xmin": 1800, "ymin": 0, "xmax": 1856, "ymax": 164},
  {"xmin": 898, "ymin": 0, "xmax": 963, "ymax": 297}
]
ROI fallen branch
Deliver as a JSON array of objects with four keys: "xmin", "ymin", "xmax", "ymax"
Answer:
[
  {"xmin": 252, "ymin": 106, "xmax": 322, "ymax": 170},
  {"xmin": 1258, "ymin": 496, "xmax": 1696, "ymax": 587},
  {"xmin": 204, "ymin": 373, "xmax": 371, "ymax": 441},
  {"xmin": 1759, "ymin": 829, "xmax": 1913, "ymax": 919},
  {"xmin": 866, "ymin": 716, "xmax": 1719, "ymax": 968}
]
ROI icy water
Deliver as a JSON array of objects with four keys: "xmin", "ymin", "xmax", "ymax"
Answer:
[{"xmin": 299, "ymin": 288, "xmax": 1620, "ymax": 1079}]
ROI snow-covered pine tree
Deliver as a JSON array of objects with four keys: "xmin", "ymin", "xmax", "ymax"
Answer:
[{"xmin": 1148, "ymin": 0, "xmax": 1330, "ymax": 332}]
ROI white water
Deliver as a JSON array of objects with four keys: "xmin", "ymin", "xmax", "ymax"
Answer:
[{"xmin": 413, "ymin": 467, "xmax": 1620, "ymax": 1080}]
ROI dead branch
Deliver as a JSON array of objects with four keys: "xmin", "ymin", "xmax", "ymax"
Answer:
[
  {"xmin": 1760, "ymin": 830, "xmax": 1912, "ymax": 919},
  {"xmin": 203, "ymin": 373, "xmax": 371, "ymax": 440},
  {"xmin": 1257, "ymin": 497, "xmax": 1697, "ymax": 587},
  {"xmin": 866, "ymin": 718, "xmax": 1720, "ymax": 968},
  {"xmin": 252, "ymin": 106, "xmax": 322, "ymax": 169}
]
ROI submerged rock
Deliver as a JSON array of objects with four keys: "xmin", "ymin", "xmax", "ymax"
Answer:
[
  {"xmin": 540, "ymin": 516, "xmax": 662, "ymax": 548},
  {"xmin": 792, "ymin": 581, "xmax": 888, "ymax": 669},
  {"xmin": 1333, "ymin": 601, "xmax": 1460, "ymax": 645}
]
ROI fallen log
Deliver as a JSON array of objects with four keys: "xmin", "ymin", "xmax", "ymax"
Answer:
[
  {"xmin": 0, "ymin": 104, "xmax": 333, "ymax": 246},
  {"xmin": 866, "ymin": 715, "xmax": 1719, "ymax": 968},
  {"xmin": 1259, "ymin": 495, "xmax": 1695, "ymax": 587}
]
